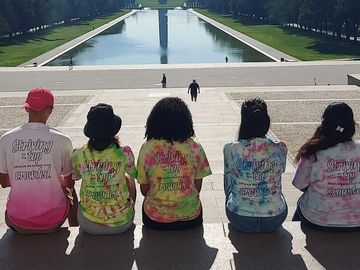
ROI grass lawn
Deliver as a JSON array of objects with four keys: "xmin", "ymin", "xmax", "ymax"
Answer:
[
  {"xmin": 0, "ymin": 11, "xmax": 128, "ymax": 67},
  {"xmin": 196, "ymin": 9, "xmax": 360, "ymax": 61},
  {"xmin": 136, "ymin": 0, "xmax": 184, "ymax": 8}
]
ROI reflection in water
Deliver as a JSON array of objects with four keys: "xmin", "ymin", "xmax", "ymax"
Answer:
[
  {"xmin": 200, "ymin": 19, "xmax": 268, "ymax": 62},
  {"xmin": 46, "ymin": 10, "xmax": 273, "ymax": 66},
  {"xmin": 159, "ymin": 9, "xmax": 168, "ymax": 64}
]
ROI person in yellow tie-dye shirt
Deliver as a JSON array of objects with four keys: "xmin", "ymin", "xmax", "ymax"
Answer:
[
  {"xmin": 72, "ymin": 103, "xmax": 137, "ymax": 235},
  {"xmin": 137, "ymin": 97, "xmax": 212, "ymax": 230}
]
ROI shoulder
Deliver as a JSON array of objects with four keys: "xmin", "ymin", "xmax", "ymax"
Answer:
[
  {"xmin": 223, "ymin": 141, "xmax": 237, "ymax": 152},
  {"xmin": 139, "ymin": 140, "xmax": 153, "ymax": 153},
  {"xmin": 48, "ymin": 127, "xmax": 72, "ymax": 144},
  {"xmin": 297, "ymin": 156, "xmax": 316, "ymax": 167},
  {"xmin": 0, "ymin": 126, "xmax": 22, "ymax": 141},
  {"xmin": 267, "ymin": 138, "xmax": 287, "ymax": 150},
  {"xmin": 187, "ymin": 137, "xmax": 207, "ymax": 153},
  {"xmin": 72, "ymin": 144, "xmax": 88, "ymax": 157},
  {"xmin": 187, "ymin": 137, "xmax": 202, "ymax": 146},
  {"xmin": 121, "ymin": 145, "xmax": 135, "ymax": 156}
]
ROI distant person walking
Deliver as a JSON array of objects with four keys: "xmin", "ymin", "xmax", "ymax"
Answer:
[
  {"xmin": 188, "ymin": 79, "xmax": 200, "ymax": 102},
  {"xmin": 161, "ymin": 73, "xmax": 167, "ymax": 88},
  {"xmin": 69, "ymin": 57, "xmax": 73, "ymax": 70},
  {"xmin": 225, "ymin": 56, "xmax": 228, "ymax": 63}
]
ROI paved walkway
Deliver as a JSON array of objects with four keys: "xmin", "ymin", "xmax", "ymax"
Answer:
[
  {"xmin": 1, "ymin": 61, "xmax": 360, "ymax": 92},
  {"xmin": 1, "ymin": 84, "xmax": 359, "ymax": 226}
]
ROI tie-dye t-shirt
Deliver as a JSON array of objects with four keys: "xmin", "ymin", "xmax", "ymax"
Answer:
[
  {"xmin": 137, "ymin": 138, "xmax": 212, "ymax": 223},
  {"xmin": 224, "ymin": 138, "xmax": 287, "ymax": 217},
  {"xmin": 293, "ymin": 140, "xmax": 360, "ymax": 227},
  {"xmin": 72, "ymin": 144, "xmax": 137, "ymax": 227}
]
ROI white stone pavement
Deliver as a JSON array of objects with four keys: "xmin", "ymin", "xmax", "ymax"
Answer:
[
  {"xmin": 2, "ymin": 85, "xmax": 360, "ymax": 270},
  {"xmin": 0, "ymin": 86, "xmax": 303, "ymax": 226}
]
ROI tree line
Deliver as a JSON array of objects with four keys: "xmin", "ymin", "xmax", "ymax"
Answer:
[
  {"xmin": 0, "ymin": 0, "xmax": 135, "ymax": 37},
  {"xmin": 187, "ymin": 0, "xmax": 360, "ymax": 41}
]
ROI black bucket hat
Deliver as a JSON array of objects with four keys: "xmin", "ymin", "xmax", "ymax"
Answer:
[{"xmin": 84, "ymin": 103, "xmax": 122, "ymax": 139}]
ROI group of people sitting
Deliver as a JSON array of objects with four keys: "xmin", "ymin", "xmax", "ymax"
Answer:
[{"xmin": 0, "ymin": 87, "xmax": 359, "ymax": 235}]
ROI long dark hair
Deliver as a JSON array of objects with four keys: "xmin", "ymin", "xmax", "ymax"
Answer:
[
  {"xmin": 88, "ymin": 137, "xmax": 120, "ymax": 151},
  {"xmin": 238, "ymin": 97, "xmax": 270, "ymax": 140},
  {"xmin": 145, "ymin": 97, "xmax": 195, "ymax": 142},
  {"xmin": 295, "ymin": 102, "xmax": 355, "ymax": 162}
]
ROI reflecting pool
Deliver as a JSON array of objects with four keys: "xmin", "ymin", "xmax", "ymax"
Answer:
[{"xmin": 46, "ymin": 10, "xmax": 273, "ymax": 66}]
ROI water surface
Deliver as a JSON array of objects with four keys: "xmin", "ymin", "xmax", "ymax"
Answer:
[{"xmin": 47, "ymin": 10, "xmax": 273, "ymax": 66}]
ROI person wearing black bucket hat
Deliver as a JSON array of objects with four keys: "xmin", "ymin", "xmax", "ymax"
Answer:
[
  {"xmin": 84, "ymin": 103, "xmax": 122, "ymax": 140},
  {"xmin": 72, "ymin": 103, "xmax": 137, "ymax": 235}
]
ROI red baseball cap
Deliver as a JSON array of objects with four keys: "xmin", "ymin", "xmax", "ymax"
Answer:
[{"xmin": 23, "ymin": 87, "xmax": 54, "ymax": 111}]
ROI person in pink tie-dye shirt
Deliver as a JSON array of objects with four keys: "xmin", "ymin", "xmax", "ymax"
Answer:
[
  {"xmin": 293, "ymin": 102, "xmax": 360, "ymax": 231},
  {"xmin": 137, "ymin": 97, "xmax": 212, "ymax": 230}
]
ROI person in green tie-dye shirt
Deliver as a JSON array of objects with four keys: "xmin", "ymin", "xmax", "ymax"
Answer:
[
  {"xmin": 72, "ymin": 103, "xmax": 137, "ymax": 235},
  {"xmin": 137, "ymin": 97, "xmax": 212, "ymax": 230}
]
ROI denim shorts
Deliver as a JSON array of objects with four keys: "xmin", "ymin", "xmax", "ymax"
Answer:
[{"xmin": 226, "ymin": 206, "xmax": 288, "ymax": 233}]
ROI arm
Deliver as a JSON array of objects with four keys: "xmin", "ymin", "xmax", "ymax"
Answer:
[
  {"xmin": 0, "ymin": 173, "xmax": 10, "ymax": 188},
  {"xmin": 140, "ymin": 183, "xmax": 150, "ymax": 197},
  {"xmin": 198, "ymin": 84, "xmax": 200, "ymax": 93},
  {"xmin": 126, "ymin": 174, "xmax": 137, "ymax": 201},
  {"xmin": 0, "ymin": 140, "xmax": 9, "ymax": 188},
  {"xmin": 293, "ymin": 157, "xmax": 314, "ymax": 192},
  {"xmin": 195, "ymin": 178, "xmax": 203, "ymax": 193},
  {"xmin": 62, "ymin": 174, "xmax": 79, "ymax": 227}
]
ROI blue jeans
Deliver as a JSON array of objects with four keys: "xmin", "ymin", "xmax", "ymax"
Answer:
[
  {"xmin": 224, "ymin": 176, "xmax": 287, "ymax": 233},
  {"xmin": 226, "ymin": 207, "xmax": 287, "ymax": 233}
]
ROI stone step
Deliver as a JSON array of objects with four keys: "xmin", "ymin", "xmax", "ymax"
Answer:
[{"xmin": 0, "ymin": 221, "xmax": 358, "ymax": 270}]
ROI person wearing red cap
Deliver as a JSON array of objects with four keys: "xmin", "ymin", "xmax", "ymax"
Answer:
[{"xmin": 0, "ymin": 87, "xmax": 78, "ymax": 234}]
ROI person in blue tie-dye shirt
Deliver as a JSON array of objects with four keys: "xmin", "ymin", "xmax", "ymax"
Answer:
[{"xmin": 223, "ymin": 97, "xmax": 288, "ymax": 233}]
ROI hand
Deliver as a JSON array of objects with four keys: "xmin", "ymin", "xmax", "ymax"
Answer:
[
  {"xmin": 68, "ymin": 206, "xmax": 79, "ymax": 227},
  {"xmin": 67, "ymin": 188, "xmax": 79, "ymax": 227},
  {"xmin": 0, "ymin": 173, "xmax": 10, "ymax": 188}
]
